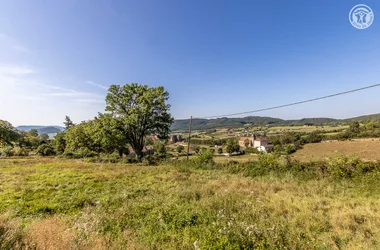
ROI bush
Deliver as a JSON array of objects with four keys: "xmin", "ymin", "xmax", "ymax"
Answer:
[
  {"xmin": 176, "ymin": 145, "xmax": 185, "ymax": 154},
  {"xmin": 196, "ymin": 148, "xmax": 214, "ymax": 165},
  {"xmin": 62, "ymin": 151, "xmax": 75, "ymax": 158},
  {"xmin": 226, "ymin": 139, "xmax": 240, "ymax": 154},
  {"xmin": 0, "ymin": 146, "xmax": 13, "ymax": 157},
  {"xmin": 154, "ymin": 141, "xmax": 167, "ymax": 159},
  {"xmin": 284, "ymin": 144, "xmax": 297, "ymax": 154},
  {"xmin": 217, "ymin": 147, "xmax": 223, "ymax": 154},
  {"xmin": 244, "ymin": 161, "xmax": 268, "ymax": 177},
  {"xmin": 257, "ymin": 153, "xmax": 279, "ymax": 170},
  {"xmin": 191, "ymin": 145, "xmax": 200, "ymax": 154},
  {"xmin": 328, "ymin": 154, "xmax": 363, "ymax": 177},
  {"xmin": 305, "ymin": 131, "xmax": 323, "ymax": 143},
  {"xmin": 76, "ymin": 147, "xmax": 97, "ymax": 158},
  {"xmin": 62, "ymin": 148, "xmax": 97, "ymax": 159},
  {"xmin": 36, "ymin": 144, "xmax": 55, "ymax": 156},
  {"xmin": 99, "ymin": 152, "xmax": 120, "ymax": 163},
  {"xmin": 142, "ymin": 155, "xmax": 158, "ymax": 166},
  {"xmin": 11, "ymin": 147, "xmax": 29, "ymax": 156},
  {"xmin": 244, "ymin": 147, "xmax": 258, "ymax": 154}
]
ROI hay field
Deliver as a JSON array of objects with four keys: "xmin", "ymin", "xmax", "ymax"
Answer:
[{"xmin": 293, "ymin": 139, "xmax": 380, "ymax": 162}]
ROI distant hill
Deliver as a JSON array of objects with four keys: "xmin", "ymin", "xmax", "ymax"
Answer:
[
  {"xmin": 171, "ymin": 113, "xmax": 380, "ymax": 131},
  {"xmin": 16, "ymin": 125, "xmax": 65, "ymax": 134},
  {"xmin": 342, "ymin": 113, "xmax": 380, "ymax": 123}
]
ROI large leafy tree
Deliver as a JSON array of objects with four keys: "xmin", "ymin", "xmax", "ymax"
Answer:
[
  {"xmin": 88, "ymin": 113, "xmax": 130, "ymax": 156},
  {"xmin": 65, "ymin": 121, "xmax": 95, "ymax": 152},
  {"xmin": 54, "ymin": 132, "xmax": 66, "ymax": 155},
  {"xmin": 0, "ymin": 120, "xmax": 20, "ymax": 147},
  {"xmin": 105, "ymin": 83, "xmax": 173, "ymax": 160},
  {"xmin": 226, "ymin": 139, "xmax": 240, "ymax": 154}
]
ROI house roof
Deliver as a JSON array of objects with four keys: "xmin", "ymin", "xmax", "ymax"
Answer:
[{"xmin": 239, "ymin": 137, "xmax": 250, "ymax": 141}]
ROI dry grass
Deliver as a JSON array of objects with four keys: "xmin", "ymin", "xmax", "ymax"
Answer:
[
  {"xmin": 214, "ymin": 154, "xmax": 259, "ymax": 163},
  {"xmin": 1, "ymin": 157, "xmax": 380, "ymax": 249},
  {"xmin": 293, "ymin": 139, "xmax": 380, "ymax": 162},
  {"xmin": 26, "ymin": 217, "xmax": 74, "ymax": 250}
]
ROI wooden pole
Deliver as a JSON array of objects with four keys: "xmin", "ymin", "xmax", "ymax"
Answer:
[{"xmin": 186, "ymin": 116, "xmax": 193, "ymax": 160}]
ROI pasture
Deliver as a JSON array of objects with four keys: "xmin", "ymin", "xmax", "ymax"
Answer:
[
  {"xmin": 292, "ymin": 139, "xmax": 380, "ymax": 162},
  {"xmin": 1, "ymin": 157, "xmax": 380, "ymax": 249}
]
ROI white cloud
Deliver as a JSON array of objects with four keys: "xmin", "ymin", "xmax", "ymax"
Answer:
[{"xmin": 86, "ymin": 80, "xmax": 109, "ymax": 90}]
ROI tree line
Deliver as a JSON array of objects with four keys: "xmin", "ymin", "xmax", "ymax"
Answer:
[{"xmin": 1, "ymin": 83, "xmax": 173, "ymax": 161}]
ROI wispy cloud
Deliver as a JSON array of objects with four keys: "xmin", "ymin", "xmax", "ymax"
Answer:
[
  {"xmin": 0, "ymin": 33, "xmax": 30, "ymax": 53},
  {"xmin": 75, "ymin": 98, "xmax": 105, "ymax": 104},
  {"xmin": 16, "ymin": 95, "xmax": 45, "ymax": 101},
  {"xmin": 0, "ymin": 65, "xmax": 36, "ymax": 89},
  {"xmin": 43, "ymin": 92, "xmax": 102, "ymax": 98},
  {"xmin": 86, "ymin": 80, "xmax": 109, "ymax": 90},
  {"xmin": 36, "ymin": 84, "xmax": 76, "ymax": 92},
  {"xmin": 0, "ymin": 64, "xmax": 103, "ymax": 104},
  {"xmin": 74, "ymin": 98, "xmax": 105, "ymax": 108},
  {"xmin": 0, "ymin": 64, "xmax": 35, "ymax": 76},
  {"xmin": 0, "ymin": 62, "xmax": 106, "ymax": 126}
]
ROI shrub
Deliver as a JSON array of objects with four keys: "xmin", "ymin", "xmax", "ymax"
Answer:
[
  {"xmin": 196, "ymin": 148, "xmax": 214, "ymax": 165},
  {"xmin": 11, "ymin": 147, "xmax": 29, "ymax": 156},
  {"xmin": 244, "ymin": 147, "xmax": 258, "ymax": 154},
  {"xmin": 176, "ymin": 145, "xmax": 185, "ymax": 154},
  {"xmin": 284, "ymin": 144, "xmax": 297, "ymax": 154},
  {"xmin": 257, "ymin": 153, "xmax": 279, "ymax": 170},
  {"xmin": 99, "ymin": 152, "xmax": 120, "ymax": 163},
  {"xmin": 191, "ymin": 145, "xmax": 200, "ymax": 154},
  {"xmin": 0, "ymin": 146, "xmax": 13, "ymax": 157},
  {"xmin": 226, "ymin": 139, "xmax": 240, "ymax": 154},
  {"xmin": 154, "ymin": 141, "xmax": 167, "ymax": 159},
  {"xmin": 217, "ymin": 147, "xmax": 223, "ymax": 154},
  {"xmin": 62, "ymin": 151, "xmax": 75, "ymax": 158},
  {"xmin": 327, "ymin": 154, "xmax": 362, "ymax": 177},
  {"xmin": 36, "ymin": 144, "xmax": 56, "ymax": 156},
  {"xmin": 305, "ymin": 131, "xmax": 323, "ymax": 143},
  {"xmin": 142, "ymin": 155, "xmax": 158, "ymax": 166},
  {"xmin": 62, "ymin": 148, "xmax": 97, "ymax": 159},
  {"xmin": 75, "ymin": 147, "xmax": 98, "ymax": 158}
]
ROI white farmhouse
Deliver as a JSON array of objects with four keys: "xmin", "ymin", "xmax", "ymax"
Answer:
[{"xmin": 253, "ymin": 138, "xmax": 273, "ymax": 153}]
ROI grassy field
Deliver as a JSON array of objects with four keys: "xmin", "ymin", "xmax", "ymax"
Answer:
[
  {"xmin": 172, "ymin": 138, "xmax": 380, "ymax": 164},
  {"xmin": 213, "ymin": 154, "xmax": 259, "ymax": 163},
  {"xmin": 1, "ymin": 157, "xmax": 380, "ymax": 249},
  {"xmin": 293, "ymin": 139, "xmax": 380, "ymax": 162},
  {"xmin": 267, "ymin": 125, "xmax": 348, "ymax": 134}
]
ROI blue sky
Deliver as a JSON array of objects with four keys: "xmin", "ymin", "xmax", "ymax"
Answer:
[{"xmin": 1, "ymin": 0, "xmax": 380, "ymax": 126}]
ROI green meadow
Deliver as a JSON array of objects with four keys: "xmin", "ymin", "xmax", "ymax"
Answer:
[{"xmin": 1, "ymin": 157, "xmax": 380, "ymax": 249}]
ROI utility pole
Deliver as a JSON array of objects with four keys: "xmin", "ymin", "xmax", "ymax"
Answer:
[{"xmin": 186, "ymin": 116, "xmax": 193, "ymax": 161}]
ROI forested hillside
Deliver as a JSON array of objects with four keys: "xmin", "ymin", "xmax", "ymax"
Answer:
[{"xmin": 171, "ymin": 113, "xmax": 380, "ymax": 131}]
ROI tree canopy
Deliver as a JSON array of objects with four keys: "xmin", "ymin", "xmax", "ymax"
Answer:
[
  {"xmin": 105, "ymin": 83, "xmax": 173, "ymax": 159},
  {"xmin": 0, "ymin": 120, "xmax": 20, "ymax": 146}
]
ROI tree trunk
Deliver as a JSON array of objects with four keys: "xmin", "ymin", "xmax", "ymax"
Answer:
[{"xmin": 135, "ymin": 150, "xmax": 143, "ymax": 161}]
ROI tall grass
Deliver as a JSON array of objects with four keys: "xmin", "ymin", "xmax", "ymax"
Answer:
[{"xmin": 1, "ymin": 156, "xmax": 380, "ymax": 249}]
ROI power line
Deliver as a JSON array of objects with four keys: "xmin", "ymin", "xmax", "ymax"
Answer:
[{"xmin": 192, "ymin": 83, "xmax": 380, "ymax": 119}]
